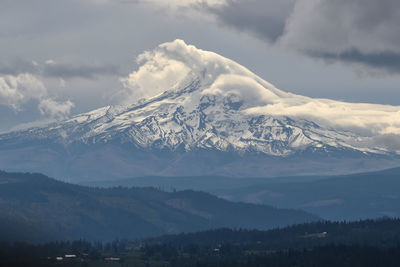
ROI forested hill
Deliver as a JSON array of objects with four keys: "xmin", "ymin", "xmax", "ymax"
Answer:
[
  {"xmin": 0, "ymin": 171, "xmax": 318, "ymax": 242},
  {"xmin": 145, "ymin": 218, "xmax": 400, "ymax": 250}
]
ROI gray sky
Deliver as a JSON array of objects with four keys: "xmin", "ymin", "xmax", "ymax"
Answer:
[{"xmin": 1, "ymin": 0, "xmax": 399, "ymax": 132}]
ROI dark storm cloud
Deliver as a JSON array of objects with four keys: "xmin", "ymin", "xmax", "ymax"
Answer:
[
  {"xmin": 309, "ymin": 50, "xmax": 400, "ymax": 74},
  {"xmin": 201, "ymin": 0, "xmax": 400, "ymax": 73},
  {"xmin": 0, "ymin": 59, "xmax": 39, "ymax": 76},
  {"xmin": 0, "ymin": 60, "xmax": 121, "ymax": 79},
  {"xmin": 42, "ymin": 62, "xmax": 122, "ymax": 79},
  {"xmin": 205, "ymin": 0, "xmax": 295, "ymax": 43},
  {"xmin": 278, "ymin": 0, "xmax": 400, "ymax": 73}
]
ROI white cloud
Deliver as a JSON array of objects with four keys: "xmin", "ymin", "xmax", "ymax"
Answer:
[
  {"xmin": 38, "ymin": 98, "xmax": 75, "ymax": 119},
  {"xmin": 202, "ymin": 74, "xmax": 280, "ymax": 107},
  {"xmin": 0, "ymin": 73, "xmax": 74, "ymax": 118},
  {"xmin": 0, "ymin": 73, "xmax": 47, "ymax": 110},
  {"xmin": 120, "ymin": 49, "xmax": 191, "ymax": 102},
  {"xmin": 245, "ymin": 99, "xmax": 400, "ymax": 137},
  {"xmin": 120, "ymin": 39, "xmax": 283, "ymax": 105}
]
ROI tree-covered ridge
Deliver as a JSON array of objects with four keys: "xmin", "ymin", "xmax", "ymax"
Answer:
[
  {"xmin": 146, "ymin": 218, "xmax": 400, "ymax": 249},
  {"xmin": 0, "ymin": 171, "xmax": 317, "ymax": 242}
]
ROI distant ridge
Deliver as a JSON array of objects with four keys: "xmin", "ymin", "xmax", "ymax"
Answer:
[{"xmin": 82, "ymin": 166, "xmax": 400, "ymax": 221}]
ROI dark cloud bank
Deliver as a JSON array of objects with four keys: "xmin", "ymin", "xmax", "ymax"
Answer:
[
  {"xmin": 0, "ymin": 60, "xmax": 121, "ymax": 79},
  {"xmin": 205, "ymin": 0, "xmax": 400, "ymax": 73},
  {"xmin": 206, "ymin": 0, "xmax": 295, "ymax": 43}
]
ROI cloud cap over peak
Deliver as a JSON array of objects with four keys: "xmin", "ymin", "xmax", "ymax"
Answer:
[
  {"xmin": 120, "ymin": 40, "xmax": 400, "ymax": 147},
  {"xmin": 120, "ymin": 39, "xmax": 285, "ymax": 105}
]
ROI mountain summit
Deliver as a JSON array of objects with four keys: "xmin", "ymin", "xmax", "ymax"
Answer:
[{"xmin": 0, "ymin": 40, "xmax": 399, "ymax": 181}]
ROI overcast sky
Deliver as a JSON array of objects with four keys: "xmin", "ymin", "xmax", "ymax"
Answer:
[{"xmin": 1, "ymin": 0, "xmax": 399, "ymax": 132}]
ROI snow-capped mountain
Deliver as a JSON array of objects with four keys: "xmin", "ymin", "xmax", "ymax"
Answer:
[
  {"xmin": 0, "ymin": 40, "xmax": 399, "ymax": 181},
  {"xmin": 3, "ymin": 78, "xmax": 368, "ymax": 156}
]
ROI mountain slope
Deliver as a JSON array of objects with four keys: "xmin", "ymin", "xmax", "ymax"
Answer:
[
  {"xmin": 0, "ymin": 40, "xmax": 399, "ymax": 181},
  {"xmin": 0, "ymin": 171, "xmax": 318, "ymax": 242}
]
